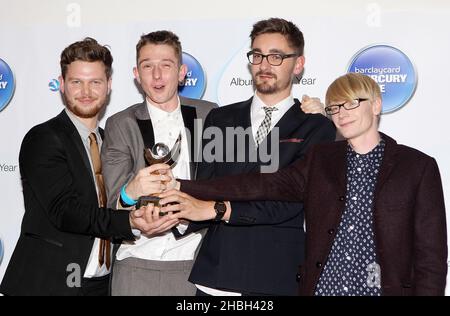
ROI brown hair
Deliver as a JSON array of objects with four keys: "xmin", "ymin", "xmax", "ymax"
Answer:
[
  {"xmin": 325, "ymin": 73, "xmax": 382, "ymax": 106},
  {"xmin": 250, "ymin": 18, "xmax": 304, "ymax": 56},
  {"xmin": 60, "ymin": 37, "xmax": 113, "ymax": 79},
  {"xmin": 136, "ymin": 30, "xmax": 182, "ymax": 64}
]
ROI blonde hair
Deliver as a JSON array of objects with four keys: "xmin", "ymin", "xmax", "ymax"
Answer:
[{"xmin": 325, "ymin": 73, "xmax": 382, "ymax": 106}]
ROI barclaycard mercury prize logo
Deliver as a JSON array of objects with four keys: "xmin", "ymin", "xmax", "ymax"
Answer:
[
  {"xmin": 348, "ymin": 45, "xmax": 417, "ymax": 113},
  {"xmin": 179, "ymin": 52, "xmax": 206, "ymax": 99},
  {"xmin": 49, "ymin": 79, "xmax": 60, "ymax": 92},
  {"xmin": 0, "ymin": 58, "xmax": 15, "ymax": 112}
]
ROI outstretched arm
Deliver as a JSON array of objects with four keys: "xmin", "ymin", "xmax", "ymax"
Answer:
[{"xmin": 176, "ymin": 151, "xmax": 311, "ymax": 203}]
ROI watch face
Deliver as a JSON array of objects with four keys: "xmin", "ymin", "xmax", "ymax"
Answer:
[
  {"xmin": 215, "ymin": 202, "xmax": 226, "ymax": 214},
  {"xmin": 214, "ymin": 202, "xmax": 226, "ymax": 221}
]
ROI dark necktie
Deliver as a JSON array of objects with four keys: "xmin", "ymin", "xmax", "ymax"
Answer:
[
  {"xmin": 255, "ymin": 106, "xmax": 278, "ymax": 146},
  {"xmin": 88, "ymin": 133, "xmax": 111, "ymax": 270}
]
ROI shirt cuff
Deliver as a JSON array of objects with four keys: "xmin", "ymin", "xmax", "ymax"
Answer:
[
  {"xmin": 176, "ymin": 222, "xmax": 188, "ymax": 234},
  {"xmin": 131, "ymin": 229, "xmax": 141, "ymax": 238}
]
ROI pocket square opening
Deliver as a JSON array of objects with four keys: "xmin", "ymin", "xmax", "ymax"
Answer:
[{"xmin": 280, "ymin": 138, "xmax": 304, "ymax": 143}]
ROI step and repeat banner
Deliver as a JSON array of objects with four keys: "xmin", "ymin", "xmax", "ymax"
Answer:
[{"xmin": 1, "ymin": 0, "xmax": 449, "ymax": 292}]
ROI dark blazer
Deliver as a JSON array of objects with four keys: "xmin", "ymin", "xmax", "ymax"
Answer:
[
  {"xmin": 187, "ymin": 97, "xmax": 336, "ymax": 295},
  {"xmin": 0, "ymin": 111, "xmax": 135, "ymax": 296},
  {"xmin": 180, "ymin": 133, "xmax": 448, "ymax": 296}
]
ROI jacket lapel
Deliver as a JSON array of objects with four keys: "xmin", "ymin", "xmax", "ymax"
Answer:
[
  {"xmin": 180, "ymin": 104, "xmax": 197, "ymax": 177},
  {"xmin": 237, "ymin": 97, "xmax": 254, "ymax": 131},
  {"xmin": 246, "ymin": 99, "xmax": 302, "ymax": 174},
  {"xmin": 134, "ymin": 101, "xmax": 198, "ymax": 175},
  {"xmin": 272, "ymin": 99, "xmax": 305, "ymax": 140},
  {"xmin": 374, "ymin": 133, "xmax": 398, "ymax": 198},
  {"xmin": 56, "ymin": 111, "xmax": 96, "ymax": 187},
  {"xmin": 134, "ymin": 102, "xmax": 155, "ymax": 155},
  {"xmin": 329, "ymin": 140, "xmax": 348, "ymax": 194},
  {"xmin": 232, "ymin": 98, "xmax": 260, "ymax": 174},
  {"xmin": 330, "ymin": 133, "xmax": 397, "ymax": 208},
  {"xmin": 99, "ymin": 128, "xmax": 105, "ymax": 141}
]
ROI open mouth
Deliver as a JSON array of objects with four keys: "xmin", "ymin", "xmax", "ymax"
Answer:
[{"xmin": 153, "ymin": 84, "xmax": 166, "ymax": 91}]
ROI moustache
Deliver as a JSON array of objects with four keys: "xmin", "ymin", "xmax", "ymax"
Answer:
[
  {"xmin": 76, "ymin": 97, "xmax": 97, "ymax": 102},
  {"xmin": 256, "ymin": 72, "xmax": 276, "ymax": 78}
]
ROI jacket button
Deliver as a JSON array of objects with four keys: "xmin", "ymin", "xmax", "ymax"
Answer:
[
  {"xmin": 328, "ymin": 229, "xmax": 335, "ymax": 235},
  {"xmin": 316, "ymin": 262, "xmax": 322, "ymax": 268},
  {"xmin": 339, "ymin": 196, "xmax": 345, "ymax": 201},
  {"xmin": 296, "ymin": 273, "xmax": 301, "ymax": 282}
]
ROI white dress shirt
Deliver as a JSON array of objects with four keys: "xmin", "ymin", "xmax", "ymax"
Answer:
[
  {"xmin": 116, "ymin": 98, "xmax": 205, "ymax": 262},
  {"xmin": 250, "ymin": 92, "xmax": 295, "ymax": 143}
]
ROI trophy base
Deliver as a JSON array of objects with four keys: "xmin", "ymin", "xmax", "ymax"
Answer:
[{"xmin": 136, "ymin": 196, "xmax": 167, "ymax": 216}]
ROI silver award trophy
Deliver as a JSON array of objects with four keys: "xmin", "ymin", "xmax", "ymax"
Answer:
[{"xmin": 136, "ymin": 133, "xmax": 182, "ymax": 211}]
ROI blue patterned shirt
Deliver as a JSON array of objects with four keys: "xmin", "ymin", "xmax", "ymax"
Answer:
[{"xmin": 315, "ymin": 139, "xmax": 385, "ymax": 296}]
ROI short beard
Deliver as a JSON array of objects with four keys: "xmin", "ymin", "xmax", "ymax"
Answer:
[
  {"xmin": 65, "ymin": 99, "xmax": 104, "ymax": 119},
  {"xmin": 254, "ymin": 71, "xmax": 279, "ymax": 95},
  {"xmin": 256, "ymin": 82, "xmax": 278, "ymax": 95}
]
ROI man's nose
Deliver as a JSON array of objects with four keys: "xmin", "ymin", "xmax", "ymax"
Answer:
[
  {"xmin": 338, "ymin": 106, "xmax": 350, "ymax": 118},
  {"xmin": 259, "ymin": 56, "xmax": 272, "ymax": 70},
  {"xmin": 80, "ymin": 82, "xmax": 90, "ymax": 96},
  {"xmin": 153, "ymin": 66, "xmax": 162, "ymax": 79}
]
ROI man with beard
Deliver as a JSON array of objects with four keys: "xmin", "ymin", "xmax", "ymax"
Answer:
[
  {"xmin": 0, "ymin": 38, "xmax": 161, "ymax": 296},
  {"xmin": 159, "ymin": 18, "xmax": 335, "ymax": 296}
]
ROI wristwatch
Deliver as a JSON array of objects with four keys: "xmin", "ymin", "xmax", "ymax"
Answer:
[{"xmin": 213, "ymin": 201, "xmax": 227, "ymax": 222}]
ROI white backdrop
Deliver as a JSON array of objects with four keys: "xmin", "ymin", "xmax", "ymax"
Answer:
[{"xmin": 1, "ymin": 0, "xmax": 449, "ymax": 294}]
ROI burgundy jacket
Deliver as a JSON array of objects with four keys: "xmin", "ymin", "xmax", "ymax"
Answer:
[{"xmin": 181, "ymin": 133, "xmax": 447, "ymax": 296}]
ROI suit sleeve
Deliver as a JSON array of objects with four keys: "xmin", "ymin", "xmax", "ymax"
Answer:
[
  {"xmin": 101, "ymin": 116, "xmax": 136, "ymax": 209},
  {"xmin": 413, "ymin": 158, "xmax": 447, "ymax": 295},
  {"xmin": 19, "ymin": 127, "xmax": 134, "ymax": 240},
  {"xmin": 228, "ymin": 116, "xmax": 335, "ymax": 226},
  {"xmin": 180, "ymin": 145, "xmax": 314, "ymax": 203}
]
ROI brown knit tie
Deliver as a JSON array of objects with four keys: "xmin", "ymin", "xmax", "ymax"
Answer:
[{"xmin": 89, "ymin": 133, "xmax": 111, "ymax": 270}]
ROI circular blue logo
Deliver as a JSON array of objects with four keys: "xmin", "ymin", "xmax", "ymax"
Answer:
[
  {"xmin": 0, "ymin": 238, "xmax": 4, "ymax": 266},
  {"xmin": 49, "ymin": 79, "xmax": 60, "ymax": 92},
  {"xmin": 178, "ymin": 52, "xmax": 206, "ymax": 99},
  {"xmin": 348, "ymin": 45, "xmax": 417, "ymax": 113},
  {"xmin": 0, "ymin": 58, "xmax": 15, "ymax": 112}
]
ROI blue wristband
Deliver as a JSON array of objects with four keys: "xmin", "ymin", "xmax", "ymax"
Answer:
[{"xmin": 121, "ymin": 185, "xmax": 137, "ymax": 206}]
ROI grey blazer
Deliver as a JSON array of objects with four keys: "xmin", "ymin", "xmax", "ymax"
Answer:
[{"xmin": 101, "ymin": 96, "xmax": 217, "ymax": 208}]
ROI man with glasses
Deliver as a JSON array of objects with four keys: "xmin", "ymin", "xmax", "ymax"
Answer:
[
  {"xmin": 324, "ymin": 98, "xmax": 369, "ymax": 115},
  {"xmin": 160, "ymin": 18, "xmax": 335, "ymax": 296},
  {"xmin": 166, "ymin": 72, "xmax": 447, "ymax": 296}
]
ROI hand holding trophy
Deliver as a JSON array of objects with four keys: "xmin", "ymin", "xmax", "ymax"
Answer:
[{"xmin": 136, "ymin": 133, "xmax": 182, "ymax": 214}]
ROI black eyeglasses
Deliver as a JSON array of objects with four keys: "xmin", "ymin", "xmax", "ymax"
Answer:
[
  {"xmin": 247, "ymin": 51, "xmax": 298, "ymax": 66},
  {"xmin": 325, "ymin": 98, "xmax": 369, "ymax": 115}
]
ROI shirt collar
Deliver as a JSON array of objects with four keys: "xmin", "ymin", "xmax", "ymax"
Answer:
[
  {"xmin": 146, "ymin": 97, "xmax": 182, "ymax": 122},
  {"xmin": 65, "ymin": 108, "xmax": 99, "ymax": 141},
  {"xmin": 252, "ymin": 92, "xmax": 294, "ymax": 114},
  {"xmin": 347, "ymin": 138, "xmax": 386, "ymax": 161}
]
